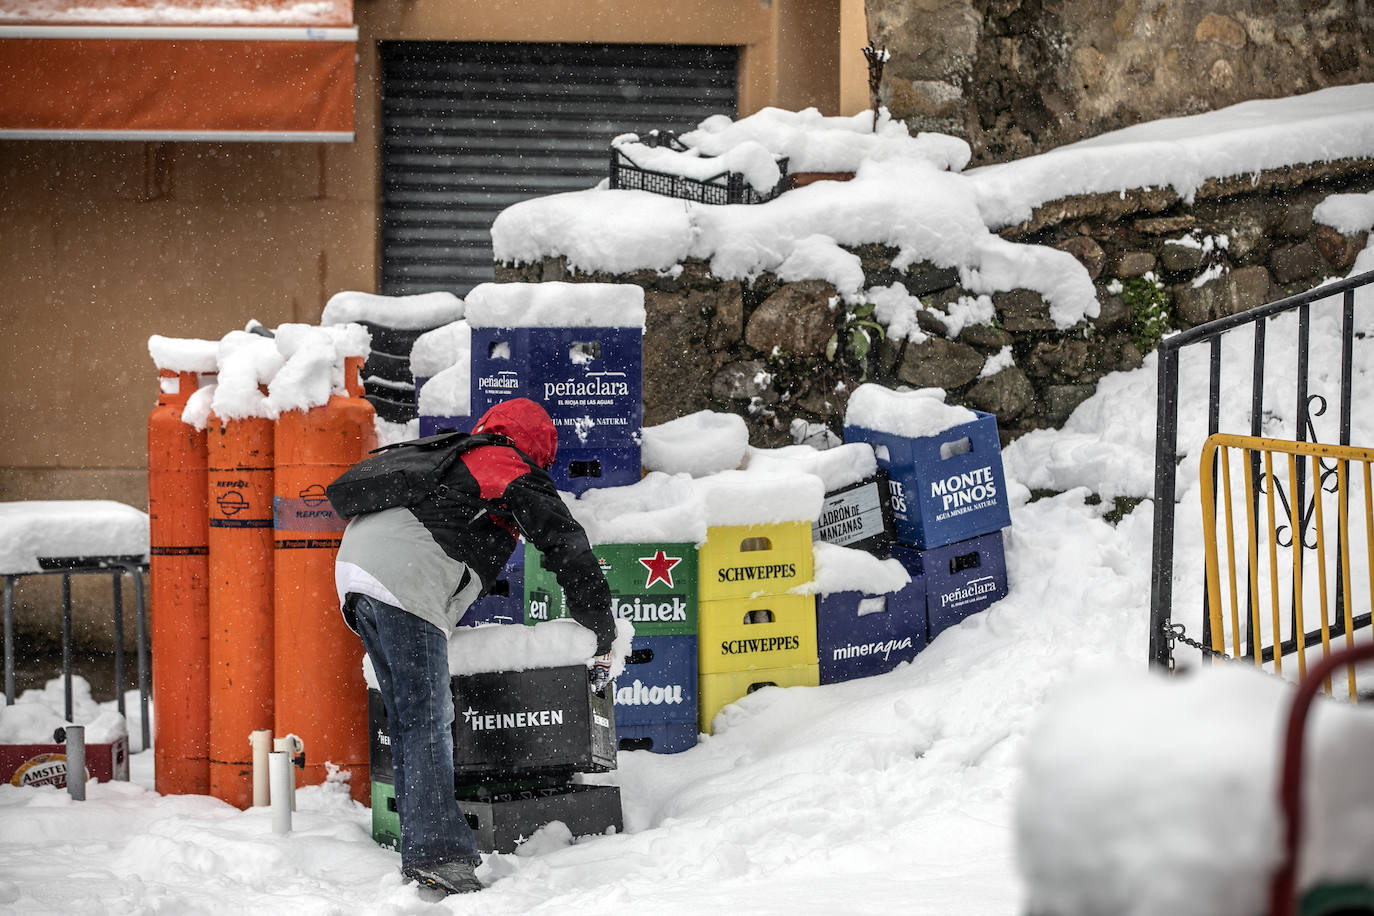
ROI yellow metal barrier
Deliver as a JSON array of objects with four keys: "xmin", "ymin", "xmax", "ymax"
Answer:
[{"xmin": 1200, "ymin": 434, "xmax": 1374, "ymax": 698}]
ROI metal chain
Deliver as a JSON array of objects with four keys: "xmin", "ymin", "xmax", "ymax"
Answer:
[{"xmin": 1162, "ymin": 620, "xmax": 1236, "ymax": 668}]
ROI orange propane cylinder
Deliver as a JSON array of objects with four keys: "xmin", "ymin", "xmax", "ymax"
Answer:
[
  {"xmin": 148, "ymin": 369, "xmax": 211, "ymax": 796},
  {"xmin": 206, "ymin": 411, "xmax": 275, "ymax": 809},
  {"xmin": 274, "ymin": 357, "xmax": 376, "ymax": 802}
]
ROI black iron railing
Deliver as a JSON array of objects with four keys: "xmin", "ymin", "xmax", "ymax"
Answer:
[{"xmin": 1149, "ymin": 269, "xmax": 1374, "ymax": 670}]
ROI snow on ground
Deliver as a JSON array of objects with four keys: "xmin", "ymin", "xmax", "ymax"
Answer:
[{"xmin": 5, "ymin": 91, "xmax": 1374, "ymax": 914}]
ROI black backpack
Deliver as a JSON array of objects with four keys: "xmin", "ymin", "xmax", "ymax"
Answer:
[{"xmin": 326, "ymin": 431, "xmax": 513, "ymax": 519}]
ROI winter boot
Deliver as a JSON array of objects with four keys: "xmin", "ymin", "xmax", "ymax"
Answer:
[{"xmin": 403, "ymin": 860, "xmax": 484, "ymax": 895}]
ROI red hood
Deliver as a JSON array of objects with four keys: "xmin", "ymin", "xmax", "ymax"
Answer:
[{"xmin": 471, "ymin": 398, "xmax": 558, "ymax": 469}]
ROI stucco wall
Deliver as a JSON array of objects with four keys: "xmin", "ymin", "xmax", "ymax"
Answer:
[{"xmin": 871, "ymin": 0, "xmax": 1374, "ymax": 164}]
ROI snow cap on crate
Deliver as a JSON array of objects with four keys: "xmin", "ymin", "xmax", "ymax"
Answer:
[
  {"xmin": 744, "ymin": 441, "xmax": 878, "ymax": 492},
  {"xmin": 845, "ymin": 383, "xmax": 977, "ymax": 438},
  {"xmin": 642, "ymin": 410, "xmax": 750, "ymax": 478},
  {"xmin": 409, "ymin": 320, "xmax": 471, "ymax": 379},
  {"xmin": 321, "ymin": 290, "xmax": 464, "ymax": 329},
  {"xmin": 613, "ymin": 133, "xmax": 783, "ymax": 193},
  {"xmin": 800, "ymin": 541, "xmax": 911, "ymax": 597},
  {"xmin": 147, "ymin": 335, "xmax": 219, "ymax": 374},
  {"xmin": 208, "ymin": 329, "xmax": 286, "ymax": 422},
  {"xmin": 463, "ymin": 281, "xmax": 646, "ymax": 329},
  {"xmin": 570, "ymin": 472, "xmax": 708, "ymax": 546},
  {"xmin": 693, "ymin": 468, "xmax": 825, "ymax": 527},
  {"xmin": 363, "ymin": 618, "xmax": 636, "ymax": 687},
  {"xmin": 0, "ymin": 690, "xmax": 129, "ymax": 744}
]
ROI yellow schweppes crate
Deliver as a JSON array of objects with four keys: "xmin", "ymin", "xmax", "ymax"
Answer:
[
  {"xmin": 698, "ymin": 521, "xmax": 814, "ymax": 602},
  {"xmin": 698, "ymin": 592, "xmax": 818, "ymax": 675},
  {"xmin": 698, "ymin": 663, "xmax": 820, "ymax": 734}
]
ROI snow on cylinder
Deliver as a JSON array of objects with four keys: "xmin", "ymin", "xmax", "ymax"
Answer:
[{"xmin": 641, "ymin": 410, "xmax": 749, "ymax": 477}]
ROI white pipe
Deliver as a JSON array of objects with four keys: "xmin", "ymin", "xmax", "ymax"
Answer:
[
  {"xmin": 269, "ymin": 752, "xmax": 292, "ymax": 835},
  {"xmin": 274, "ymin": 735, "xmax": 303, "ymax": 812},
  {"xmin": 249, "ymin": 729, "xmax": 273, "ymax": 807},
  {"xmin": 57, "ymin": 726, "xmax": 85, "ymax": 802}
]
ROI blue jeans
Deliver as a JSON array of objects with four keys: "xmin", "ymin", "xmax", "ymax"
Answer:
[{"xmin": 349, "ymin": 592, "xmax": 481, "ymax": 869}]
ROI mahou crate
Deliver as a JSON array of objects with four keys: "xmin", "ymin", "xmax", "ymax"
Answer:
[
  {"xmin": 525, "ymin": 541, "xmax": 698, "ymax": 637},
  {"xmin": 613, "ymin": 634, "xmax": 698, "ymax": 754},
  {"xmin": 844, "ymin": 410, "xmax": 1011, "ymax": 549}
]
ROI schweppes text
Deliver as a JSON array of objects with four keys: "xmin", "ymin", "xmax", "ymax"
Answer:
[
  {"xmin": 717, "ymin": 563, "xmax": 797, "ymax": 583},
  {"xmin": 720, "ymin": 635, "xmax": 800, "ymax": 655}
]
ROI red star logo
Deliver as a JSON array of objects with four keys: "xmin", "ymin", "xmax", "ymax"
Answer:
[{"xmin": 638, "ymin": 549, "xmax": 682, "ymax": 589}]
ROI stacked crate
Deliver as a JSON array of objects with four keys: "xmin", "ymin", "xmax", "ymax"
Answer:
[
  {"xmin": 842, "ymin": 385, "xmax": 1010, "ymax": 641},
  {"xmin": 367, "ymin": 625, "xmax": 622, "ymax": 854},
  {"xmin": 694, "ymin": 471, "xmax": 824, "ymax": 733},
  {"xmin": 410, "ymin": 320, "xmax": 472, "ymax": 437},
  {"xmin": 464, "ymin": 282, "xmax": 646, "ymax": 495},
  {"xmin": 459, "ymin": 541, "xmax": 524, "ymax": 628},
  {"xmin": 745, "ymin": 442, "xmax": 924, "ymax": 684},
  {"xmin": 525, "ymin": 473, "xmax": 706, "ymax": 753}
]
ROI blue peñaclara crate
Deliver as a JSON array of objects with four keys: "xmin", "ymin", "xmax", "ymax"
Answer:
[
  {"xmin": 815, "ymin": 574, "xmax": 927, "ymax": 685},
  {"xmin": 459, "ymin": 541, "xmax": 524, "ymax": 627},
  {"xmin": 844, "ymin": 411, "xmax": 1010, "ymax": 548},
  {"xmin": 411, "ymin": 375, "xmax": 470, "ymax": 438},
  {"xmin": 548, "ymin": 443, "xmax": 642, "ymax": 494},
  {"xmin": 612, "ymin": 634, "xmax": 698, "ymax": 736},
  {"xmin": 469, "ymin": 326, "xmax": 643, "ymax": 451},
  {"xmin": 902, "ymin": 532, "xmax": 1008, "ymax": 640}
]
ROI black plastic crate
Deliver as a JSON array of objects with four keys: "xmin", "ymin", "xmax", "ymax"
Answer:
[{"xmin": 608, "ymin": 133, "xmax": 788, "ymax": 206}]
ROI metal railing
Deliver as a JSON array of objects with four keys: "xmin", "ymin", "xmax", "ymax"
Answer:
[
  {"xmin": 1200, "ymin": 434, "xmax": 1374, "ymax": 694},
  {"xmin": 2, "ymin": 558, "xmax": 150, "ymax": 750},
  {"xmin": 1149, "ymin": 269, "xmax": 1374, "ymax": 670}
]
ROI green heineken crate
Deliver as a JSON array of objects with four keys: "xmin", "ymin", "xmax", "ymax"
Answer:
[
  {"xmin": 526, "ymin": 542, "xmax": 698, "ymax": 637},
  {"xmin": 372, "ymin": 780, "xmax": 401, "ymax": 851}
]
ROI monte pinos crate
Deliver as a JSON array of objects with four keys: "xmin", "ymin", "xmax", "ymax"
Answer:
[
  {"xmin": 843, "ymin": 385, "xmax": 1011, "ymax": 549},
  {"xmin": 464, "ymin": 282, "xmax": 645, "ymax": 494}
]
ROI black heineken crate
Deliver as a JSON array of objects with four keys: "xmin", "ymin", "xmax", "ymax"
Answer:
[
  {"xmin": 813, "ymin": 471, "xmax": 896, "ymax": 556},
  {"xmin": 370, "ymin": 667, "xmax": 617, "ymax": 782},
  {"xmin": 372, "ymin": 779, "xmax": 623, "ymax": 854}
]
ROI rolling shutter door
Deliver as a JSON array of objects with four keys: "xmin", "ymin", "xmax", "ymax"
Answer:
[{"xmin": 380, "ymin": 41, "xmax": 738, "ymax": 297}]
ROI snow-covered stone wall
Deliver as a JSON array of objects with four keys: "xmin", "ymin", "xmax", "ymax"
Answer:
[
  {"xmin": 871, "ymin": 0, "xmax": 1374, "ymax": 166},
  {"xmin": 496, "ymin": 160, "xmax": 1374, "ymax": 446}
]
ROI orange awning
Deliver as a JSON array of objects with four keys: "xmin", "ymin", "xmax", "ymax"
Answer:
[{"xmin": 0, "ymin": 2, "xmax": 356, "ymax": 141}]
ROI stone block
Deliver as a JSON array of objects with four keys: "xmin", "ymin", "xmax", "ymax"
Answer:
[
  {"xmin": 706, "ymin": 281, "xmax": 745, "ymax": 349},
  {"xmin": 1025, "ymin": 337, "xmax": 1090, "ymax": 381},
  {"xmin": 957, "ymin": 322, "xmax": 1014, "ymax": 350},
  {"xmin": 1091, "ymin": 293, "xmax": 1132, "ymax": 333},
  {"xmin": 895, "ymin": 337, "xmax": 985, "ymax": 390},
  {"xmin": 1041, "ymin": 384, "xmax": 1096, "ymax": 425},
  {"xmin": 1313, "ymin": 224, "xmax": 1366, "ymax": 273},
  {"xmin": 1159, "ymin": 240, "xmax": 1205, "ymax": 274},
  {"xmin": 1195, "ymin": 13, "xmax": 1247, "ymax": 48},
  {"xmin": 994, "ymin": 288, "xmax": 1056, "ymax": 332},
  {"xmin": 964, "ymin": 365, "xmax": 1036, "ymax": 421},
  {"xmin": 1055, "ymin": 236, "xmax": 1106, "ymax": 280},
  {"xmin": 1113, "ymin": 250, "xmax": 1156, "ymax": 279},
  {"xmin": 1269, "ymin": 241, "xmax": 1322, "ymax": 286},
  {"xmin": 744, "ymin": 280, "xmax": 838, "ymax": 357},
  {"xmin": 711, "ymin": 360, "xmax": 774, "ymax": 403}
]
